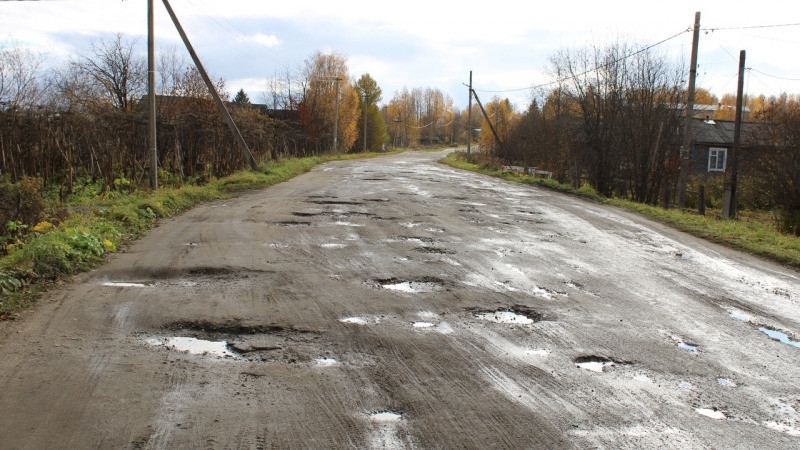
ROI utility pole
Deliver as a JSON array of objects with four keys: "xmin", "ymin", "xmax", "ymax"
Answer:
[
  {"xmin": 362, "ymin": 93, "xmax": 368, "ymax": 152},
  {"xmin": 147, "ymin": 0, "xmax": 158, "ymax": 189},
  {"xmin": 723, "ymin": 50, "xmax": 746, "ymax": 219},
  {"xmin": 333, "ymin": 77, "xmax": 341, "ymax": 153},
  {"xmin": 161, "ymin": 0, "xmax": 259, "ymax": 171},
  {"xmin": 467, "ymin": 70, "xmax": 473, "ymax": 158},
  {"xmin": 677, "ymin": 11, "xmax": 701, "ymax": 209}
]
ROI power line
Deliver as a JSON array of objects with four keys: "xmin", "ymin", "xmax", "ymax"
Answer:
[
  {"xmin": 700, "ymin": 22, "xmax": 800, "ymax": 32},
  {"xmin": 749, "ymin": 68, "xmax": 800, "ymax": 82},
  {"xmin": 474, "ymin": 28, "xmax": 690, "ymax": 94}
]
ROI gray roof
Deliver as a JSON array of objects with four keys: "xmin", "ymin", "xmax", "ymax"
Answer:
[{"xmin": 690, "ymin": 118, "xmax": 769, "ymax": 147}]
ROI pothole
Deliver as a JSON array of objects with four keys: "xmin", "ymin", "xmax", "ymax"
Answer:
[
  {"xmin": 271, "ymin": 221, "xmax": 311, "ymax": 227},
  {"xmin": 678, "ymin": 342, "xmax": 698, "ymax": 352},
  {"xmin": 759, "ymin": 327, "xmax": 800, "ymax": 348},
  {"xmin": 730, "ymin": 311, "xmax": 751, "ymax": 321},
  {"xmin": 315, "ymin": 357, "xmax": 339, "ymax": 367},
  {"xmin": 376, "ymin": 277, "xmax": 446, "ymax": 293},
  {"xmin": 101, "ymin": 281, "xmax": 152, "ymax": 288},
  {"xmin": 413, "ymin": 246, "xmax": 455, "ymax": 255},
  {"xmin": 412, "ymin": 322, "xmax": 435, "ymax": 328},
  {"xmin": 370, "ymin": 411, "xmax": 402, "ymax": 422},
  {"xmin": 696, "ymin": 408, "xmax": 726, "ymax": 420},
  {"xmin": 146, "ymin": 336, "xmax": 237, "ymax": 358},
  {"xmin": 307, "ymin": 200, "xmax": 365, "ymax": 206},
  {"xmin": 574, "ymin": 355, "xmax": 621, "ymax": 372},
  {"xmin": 473, "ymin": 305, "xmax": 543, "ymax": 324}
]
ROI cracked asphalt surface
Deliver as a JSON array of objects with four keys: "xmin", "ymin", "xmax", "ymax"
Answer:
[{"xmin": 1, "ymin": 150, "xmax": 799, "ymax": 448}]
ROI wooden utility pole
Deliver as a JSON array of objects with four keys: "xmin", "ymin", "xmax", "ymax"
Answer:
[
  {"xmin": 161, "ymin": 0, "xmax": 259, "ymax": 171},
  {"xmin": 723, "ymin": 50, "xmax": 746, "ymax": 219},
  {"xmin": 362, "ymin": 93, "xmax": 368, "ymax": 152},
  {"xmin": 467, "ymin": 70, "xmax": 473, "ymax": 158},
  {"xmin": 333, "ymin": 77, "xmax": 341, "ymax": 153},
  {"xmin": 147, "ymin": 0, "xmax": 158, "ymax": 189},
  {"xmin": 677, "ymin": 11, "xmax": 701, "ymax": 209},
  {"xmin": 471, "ymin": 88, "xmax": 507, "ymax": 162}
]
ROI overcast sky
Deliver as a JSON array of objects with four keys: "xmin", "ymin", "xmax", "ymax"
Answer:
[{"xmin": 2, "ymin": 0, "xmax": 799, "ymax": 110}]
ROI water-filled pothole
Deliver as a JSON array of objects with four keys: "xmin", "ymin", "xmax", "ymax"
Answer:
[
  {"xmin": 473, "ymin": 305, "xmax": 543, "ymax": 324},
  {"xmin": 759, "ymin": 327, "xmax": 800, "ymax": 348},
  {"xmin": 370, "ymin": 411, "xmax": 403, "ymax": 422},
  {"xmin": 307, "ymin": 199, "xmax": 366, "ymax": 206},
  {"xmin": 696, "ymin": 408, "xmax": 726, "ymax": 420},
  {"xmin": 102, "ymin": 281, "xmax": 152, "ymax": 288},
  {"xmin": 146, "ymin": 336, "xmax": 237, "ymax": 358},
  {"xmin": 574, "ymin": 355, "xmax": 623, "ymax": 372},
  {"xmin": 377, "ymin": 277, "xmax": 446, "ymax": 293},
  {"xmin": 678, "ymin": 342, "xmax": 698, "ymax": 352}
]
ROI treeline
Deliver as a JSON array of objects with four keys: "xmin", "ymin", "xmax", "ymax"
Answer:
[{"xmin": 466, "ymin": 41, "xmax": 800, "ymax": 233}]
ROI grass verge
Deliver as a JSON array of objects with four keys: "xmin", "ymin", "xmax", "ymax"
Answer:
[
  {"xmin": 0, "ymin": 152, "xmax": 387, "ymax": 320},
  {"xmin": 440, "ymin": 153, "xmax": 800, "ymax": 268}
]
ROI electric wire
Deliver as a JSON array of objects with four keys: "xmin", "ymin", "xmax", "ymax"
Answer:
[{"xmin": 474, "ymin": 28, "xmax": 691, "ymax": 94}]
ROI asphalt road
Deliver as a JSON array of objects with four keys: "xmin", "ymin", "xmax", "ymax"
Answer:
[{"xmin": 1, "ymin": 150, "xmax": 799, "ymax": 449}]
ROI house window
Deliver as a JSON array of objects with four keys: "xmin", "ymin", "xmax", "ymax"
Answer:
[{"xmin": 708, "ymin": 147, "xmax": 727, "ymax": 172}]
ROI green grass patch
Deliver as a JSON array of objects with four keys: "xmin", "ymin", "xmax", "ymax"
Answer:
[
  {"xmin": 0, "ymin": 152, "xmax": 390, "ymax": 319},
  {"xmin": 440, "ymin": 152, "xmax": 800, "ymax": 268}
]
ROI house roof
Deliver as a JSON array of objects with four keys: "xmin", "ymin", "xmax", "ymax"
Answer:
[{"xmin": 690, "ymin": 118, "xmax": 771, "ymax": 147}]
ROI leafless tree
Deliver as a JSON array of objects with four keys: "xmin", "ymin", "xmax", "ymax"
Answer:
[{"xmin": 72, "ymin": 33, "xmax": 146, "ymax": 111}]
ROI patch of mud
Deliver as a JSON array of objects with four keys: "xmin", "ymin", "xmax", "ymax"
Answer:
[
  {"xmin": 271, "ymin": 221, "xmax": 311, "ymax": 227},
  {"xmin": 307, "ymin": 199, "xmax": 365, "ymax": 206},
  {"xmin": 412, "ymin": 246, "xmax": 455, "ymax": 255}
]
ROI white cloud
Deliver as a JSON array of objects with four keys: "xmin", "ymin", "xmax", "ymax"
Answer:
[{"xmin": 249, "ymin": 33, "xmax": 282, "ymax": 48}]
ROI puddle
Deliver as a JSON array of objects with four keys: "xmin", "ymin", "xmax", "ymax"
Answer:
[
  {"xmin": 320, "ymin": 243, "xmax": 347, "ymax": 249},
  {"xmin": 730, "ymin": 312, "xmax": 751, "ymax": 321},
  {"xmin": 102, "ymin": 281, "xmax": 151, "ymax": 287},
  {"xmin": 718, "ymin": 378, "xmax": 737, "ymax": 387},
  {"xmin": 377, "ymin": 277, "xmax": 445, "ymax": 293},
  {"xmin": 574, "ymin": 356, "xmax": 616, "ymax": 372},
  {"xmin": 370, "ymin": 411, "xmax": 402, "ymax": 422},
  {"xmin": 341, "ymin": 316, "xmax": 379, "ymax": 325},
  {"xmin": 680, "ymin": 381, "xmax": 693, "ymax": 389},
  {"xmin": 315, "ymin": 357, "xmax": 339, "ymax": 367},
  {"xmin": 477, "ymin": 311, "xmax": 533, "ymax": 325},
  {"xmin": 678, "ymin": 343, "xmax": 698, "ymax": 352},
  {"xmin": 696, "ymin": 408, "xmax": 726, "ymax": 420},
  {"xmin": 332, "ymin": 221, "xmax": 364, "ymax": 227},
  {"xmin": 474, "ymin": 305, "xmax": 542, "ymax": 325},
  {"xmin": 412, "ymin": 322, "xmax": 435, "ymax": 328},
  {"xmin": 633, "ymin": 374, "xmax": 653, "ymax": 383},
  {"xmin": 146, "ymin": 337, "xmax": 236, "ymax": 358},
  {"xmin": 759, "ymin": 327, "xmax": 800, "ymax": 348}
]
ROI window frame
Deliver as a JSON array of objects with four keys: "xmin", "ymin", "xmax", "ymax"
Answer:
[{"xmin": 708, "ymin": 147, "xmax": 727, "ymax": 172}]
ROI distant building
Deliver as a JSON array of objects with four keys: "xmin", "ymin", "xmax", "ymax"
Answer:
[{"xmin": 689, "ymin": 117, "xmax": 772, "ymax": 176}]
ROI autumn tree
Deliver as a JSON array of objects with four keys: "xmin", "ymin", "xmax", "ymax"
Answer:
[
  {"xmin": 479, "ymin": 97, "xmax": 518, "ymax": 159},
  {"xmin": 354, "ymin": 73, "xmax": 388, "ymax": 152},
  {"xmin": 298, "ymin": 51, "xmax": 358, "ymax": 153}
]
